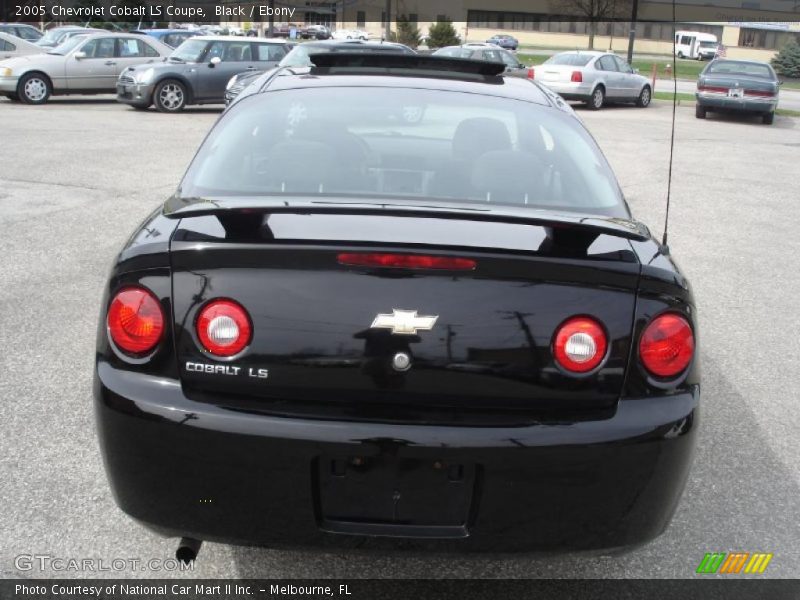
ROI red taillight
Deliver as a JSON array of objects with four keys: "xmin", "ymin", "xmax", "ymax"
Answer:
[
  {"xmin": 639, "ymin": 313, "xmax": 694, "ymax": 378},
  {"xmin": 745, "ymin": 89, "xmax": 774, "ymax": 97},
  {"xmin": 196, "ymin": 299, "xmax": 252, "ymax": 357},
  {"xmin": 337, "ymin": 253, "xmax": 476, "ymax": 271},
  {"xmin": 107, "ymin": 286, "xmax": 164, "ymax": 356},
  {"xmin": 553, "ymin": 316, "xmax": 607, "ymax": 373},
  {"xmin": 698, "ymin": 85, "xmax": 728, "ymax": 93},
  {"xmin": 527, "ymin": 67, "xmax": 535, "ymax": 79},
  {"xmin": 570, "ymin": 71, "xmax": 583, "ymax": 82}
]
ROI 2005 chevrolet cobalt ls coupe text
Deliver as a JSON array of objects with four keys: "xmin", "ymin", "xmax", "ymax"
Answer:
[{"xmin": 94, "ymin": 54, "xmax": 699, "ymax": 560}]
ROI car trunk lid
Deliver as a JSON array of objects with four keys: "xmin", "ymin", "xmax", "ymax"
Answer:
[{"xmin": 168, "ymin": 209, "xmax": 642, "ymax": 417}]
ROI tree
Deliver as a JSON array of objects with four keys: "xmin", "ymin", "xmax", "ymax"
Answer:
[
  {"xmin": 552, "ymin": 0, "xmax": 632, "ymax": 50},
  {"xmin": 771, "ymin": 41, "xmax": 800, "ymax": 79},
  {"xmin": 396, "ymin": 14, "xmax": 421, "ymax": 49},
  {"xmin": 426, "ymin": 18, "xmax": 460, "ymax": 49}
]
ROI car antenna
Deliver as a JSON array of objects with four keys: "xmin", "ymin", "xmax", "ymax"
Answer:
[{"xmin": 662, "ymin": 0, "xmax": 678, "ymax": 252}]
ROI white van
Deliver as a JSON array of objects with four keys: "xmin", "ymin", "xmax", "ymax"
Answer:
[{"xmin": 674, "ymin": 31, "xmax": 718, "ymax": 60}]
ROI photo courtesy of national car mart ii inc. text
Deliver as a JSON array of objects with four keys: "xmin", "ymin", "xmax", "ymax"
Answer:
[{"xmin": 0, "ymin": 0, "xmax": 799, "ymax": 596}]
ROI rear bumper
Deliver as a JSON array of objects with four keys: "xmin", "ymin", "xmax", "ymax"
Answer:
[
  {"xmin": 94, "ymin": 360, "xmax": 698, "ymax": 553},
  {"xmin": 696, "ymin": 92, "xmax": 776, "ymax": 113},
  {"xmin": 540, "ymin": 81, "xmax": 594, "ymax": 101}
]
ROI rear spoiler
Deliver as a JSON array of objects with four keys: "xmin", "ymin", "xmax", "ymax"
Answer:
[{"xmin": 162, "ymin": 196, "xmax": 651, "ymax": 242}]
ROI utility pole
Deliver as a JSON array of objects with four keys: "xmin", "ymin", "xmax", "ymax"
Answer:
[
  {"xmin": 626, "ymin": 0, "xmax": 639, "ymax": 64},
  {"xmin": 268, "ymin": 0, "xmax": 275, "ymax": 36},
  {"xmin": 385, "ymin": 0, "xmax": 392, "ymax": 40}
]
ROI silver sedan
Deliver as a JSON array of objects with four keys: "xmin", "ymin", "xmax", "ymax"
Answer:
[
  {"xmin": 0, "ymin": 32, "xmax": 44, "ymax": 60},
  {"xmin": 0, "ymin": 32, "xmax": 171, "ymax": 104},
  {"xmin": 534, "ymin": 51, "xmax": 652, "ymax": 110}
]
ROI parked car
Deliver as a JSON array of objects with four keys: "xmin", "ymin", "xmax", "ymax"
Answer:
[
  {"xmin": 486, "ymin": 34, "xmax": 518, "ymax": 50},
  {"xmin": 35, "ymin": 26, "xmax": 103, "ymax": 49},
  {"xmin": 0, "ymin": 23, "xmax": 43, "ymax": 42},
  {"xmin": 95, "ymin": 53, "xmax": 698, "ymax": 559},
  {"xmin": 0, "ymin": 32, "xmax": 171, "ymax": 104},
  {"xmin": 131, "ymin": 29, "xmax": 200, "ymax": 49},
  {"xmin": 534, "ymin": 51, "xmax": 652, "ymax": 110},
  {"xmin": 117, "ymin": 36, "xmax": 292, "ymax": 112},
  {"xmin": 305, "ymin": 24, "xmax": 332, "ymax": 40},
  {"xmin": 332, "ymin": 28, "xmax": 369, "ymax": 41},
  {"xmin": 433, "ymin": 44, "xmax": 529, "ymax": 78},
  {"xmin": 695, "ymin": 59, "xmax": 780, "ymax": 124},
  {"xmin": 270, "ymin": 23, "xmax": 305, "ymax": 38},
  {"xmin": 225, "ymin": 40, "xmax": 413, "ymax": 104},
  {"xmin": 0, "ymin": 32, "xmax": 44, "ymax": 61}
]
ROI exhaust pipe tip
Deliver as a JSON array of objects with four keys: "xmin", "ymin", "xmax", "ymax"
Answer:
[{"xmin": 175, "ymin": 537, "xmax": 202, "ymax": 564}]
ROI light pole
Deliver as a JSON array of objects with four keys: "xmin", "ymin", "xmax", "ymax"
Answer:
[{"xmin": 626, "ymin": 0, "xmax": 639, "ymax": 64}]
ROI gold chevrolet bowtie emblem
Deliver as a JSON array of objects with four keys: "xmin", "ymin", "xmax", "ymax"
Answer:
[{"xmin": 370, "ymin": 309, "xmax": 438, "ymax": 335}]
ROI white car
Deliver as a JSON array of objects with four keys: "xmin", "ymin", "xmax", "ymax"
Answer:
[
  {"xmin": 332, "ymin": 29, "xmax": 369, "ymax": 41},
  {"xmin": 0, "ymin": 32, "xmax": 44, "ymax": 60}
]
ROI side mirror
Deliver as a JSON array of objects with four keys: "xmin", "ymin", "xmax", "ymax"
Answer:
[
  {"xmin": 518, "ymin": 63, "xmax": 526, "ymax": 69},
  {"xmin": 73, "ymin": 51, "xmax": 86, "ymax": 59},
  {"xmin": 209, "ymin": 56, "xmax": 222, "ymax": 67}
]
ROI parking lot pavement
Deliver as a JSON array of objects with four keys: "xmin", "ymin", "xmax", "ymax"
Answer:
[{"xmin": 1, "ymin": 97, "xmax": 798, "ymax": 579}]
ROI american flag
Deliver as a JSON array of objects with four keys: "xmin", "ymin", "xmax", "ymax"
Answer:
[{"xmin": 715, "ymin": 44, "xmax": 727, "ymax": 58}]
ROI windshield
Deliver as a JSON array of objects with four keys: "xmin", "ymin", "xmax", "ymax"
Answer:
[
  {"xmin": 37, "ymin": 28, "xmax": 68, "ymax": 44},
  {"xmin": 181, "ymin": 87, "xmax": 626, "ymax": 217},
  {"xmin": 544, "ymin": 54, "xmax": 593, "ymax": 67},
  {"xmin": 706, "ymin": 61, "xmax": 774, "ymax": 79},
  {"xmin": 699, "ymin": 41, "xmax": 717, "ymax": 48},
  {"xmin": 48, "ymin": 35, "xmax": 87, "ymax": 55},
  {"xmin": 169, "ymin": 39, "xmax": 207, "ymax": 62},
  {"xmin": 433, "ymin": 47, "xmax": 471, "ymax": 58}
]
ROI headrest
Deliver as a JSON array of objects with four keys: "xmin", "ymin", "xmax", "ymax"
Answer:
[{"xmin": 452, "ymin": 117, "xmax": 511, "ymax": 161}]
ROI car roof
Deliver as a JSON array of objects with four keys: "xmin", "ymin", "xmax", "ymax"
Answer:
[
  {"xmin": 710, "ymin": 58, "xmax": 771, "ymax": 66},
  {"xmin": 191, "ymin": 35, "xmax": 286, "ymax": 43},
  {"xmin": 74, "ymin": 32, "xmax": 159, "ymax": 39},
  {"xmin": 134, "ymin": 28, "xmax": 190, "ymax": 33},
  {"xmin": 306, "ymin": 40, "xmax": 408, "ymax": 48},
  {"xmin": 555, "ymin": 50, "xmax": 605, "ymax": 56}
]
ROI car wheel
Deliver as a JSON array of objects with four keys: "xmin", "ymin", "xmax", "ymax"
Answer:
[
  {"xmin": 677, "ymin": 51, "xmax": 684, "ymax": 59},
  {"xmin": 17, "ymin": 72, "xmax": 51, "ymax": 104},
  {"xmin": 763, "ymin": 111, "xmax": 775, "ymax": 125},
  {"xmin": 636, "ymin": 86, "xmax": 651, "ymax": 108},
  {"xmin": 154, "ymin": 80, "xmax": 187, "ymax": 113},
  {"xmin": 588, "ymin": 86, "xmax": 604, "ymax": 110},
  {"xmin": 695, "ymin": 104, "xmax": 707, "ymax": 119}
]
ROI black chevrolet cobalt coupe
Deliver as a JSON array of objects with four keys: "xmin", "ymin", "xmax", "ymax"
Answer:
[{"xmin": 95, "ymin": 54, "xmax": 698, "ymax": 559}]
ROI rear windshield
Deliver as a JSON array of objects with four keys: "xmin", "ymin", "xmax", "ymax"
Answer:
[
  {"xmin": 544, "ymin": 54, "xmax": 593, "ymax": 67},
  {"xmin": 180, "ymin": 87, "xmax": 626, "ymax": 217},
  {"xmin": 279, "ymin": 43, "xmax": 411, "ymax": 67},
  {"xmin": 706, "ymin": 61, "xmax": 774, "ymax": 78}
]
